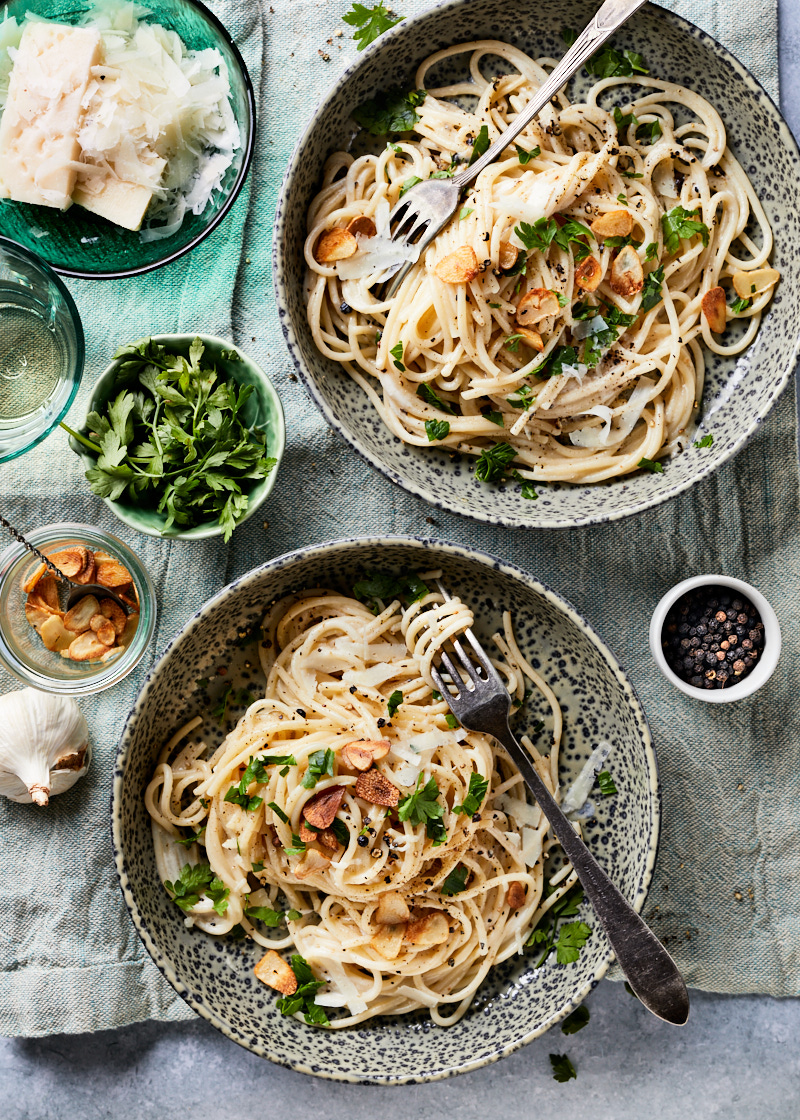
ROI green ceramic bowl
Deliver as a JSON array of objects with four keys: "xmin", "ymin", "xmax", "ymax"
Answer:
[
  {"xmin": 0, "ymin": 0, "xmax": 255, "ymax": 279},
  {"xmin": 68, "ymin": 334, "xmax": 285, "ymax": 540}
]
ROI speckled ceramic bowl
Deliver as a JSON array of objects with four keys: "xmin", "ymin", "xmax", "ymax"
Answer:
[
  {"xmin": 273, "ymin": 0, "xmax": 800, "ymax": 529},
  {"xmin": 113, "ymin": 537, "xmax": 658, "ymax": 1083}
]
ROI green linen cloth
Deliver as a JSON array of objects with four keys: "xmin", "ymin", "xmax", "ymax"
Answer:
[{"xmin": 0, "ymin": 0, "xmax": 793, "ymax": 1037}]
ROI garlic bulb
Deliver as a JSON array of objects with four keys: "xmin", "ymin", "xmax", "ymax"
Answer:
[{"xmin": 0, "ymin": 689, "xmax": 90, "ymax": 806}]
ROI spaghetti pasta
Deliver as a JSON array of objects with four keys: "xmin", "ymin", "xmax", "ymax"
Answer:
[
  {"xmin": 303, "ymin": 40, "xmax": 778, "ymax": 484},
  {"xmin": 145, "ymin": 579, "xmax": 578, "ymax": 1027}
]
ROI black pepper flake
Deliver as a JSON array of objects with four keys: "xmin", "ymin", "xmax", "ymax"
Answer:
[
  {"xmin": 349, "ymin": 685, "xmax": 357, "ymax": 694},
  {"xmin": 662, "ymin": 585, "xmax": 764, "ymax": 691},
  {"xmin": 377, "ymin": 718, "xmax": 386, "ymax": 728},
  {"xmin": 295, "ymin": 708, "xmax": 306, "ymax": 718}
]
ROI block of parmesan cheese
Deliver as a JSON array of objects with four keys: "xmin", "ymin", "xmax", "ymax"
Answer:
[
  {"xmin": 0, "ymin": 21, "xmax": 101, "ymax": 209},
  {"xmin": 72, "ymin": 175, "xmax": 158, "ymax": 232}
]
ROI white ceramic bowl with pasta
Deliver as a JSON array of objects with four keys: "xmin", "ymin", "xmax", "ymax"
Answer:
[
  {"xmin": 113, "ymin": 536, "xmax": 658, "ymax": 1082},
  {"xmin": 273, "ymin": 0, "xmax": 800, "ymax": 528}
]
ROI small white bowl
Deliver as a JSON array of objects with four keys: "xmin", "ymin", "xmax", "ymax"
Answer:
[{"xmin": 649, "ymin": 574, "xmax": 781, "ymax": 703}]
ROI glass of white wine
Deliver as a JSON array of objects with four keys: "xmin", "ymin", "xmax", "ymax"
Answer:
[{"xmin": 0, "ymin": 237, "xmax": 84, "ymax": 463}]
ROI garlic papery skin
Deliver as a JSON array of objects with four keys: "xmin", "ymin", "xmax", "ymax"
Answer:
[{"xmin": 0, "ymin": 689, "xmax": 90, "ymax": 806}]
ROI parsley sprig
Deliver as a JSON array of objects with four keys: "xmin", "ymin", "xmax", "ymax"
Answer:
[
  {"xmin": 661, "ymin": 205, "xmax": 710, "ymax": 256},
  {"xmin": 276, "ymin": 955, "xmax": 330, "ymax": 1026},
  {"xmin": 353, "ymin": 570, "xmax": 429, "ymax": 610},
  {"xmin": 67, "ymin": 339, "xmax": 276, "ymax": 543},
  {"xmin": 342, "ymin": 2, "xmax": 403, "ymax": 50},
  {"xmin": 224, "ymin": 753, "xmax": 296, "ymax": 810},
  {"xmin": 550, "ymin": 1053, "xmax": 577, "ymax": 1082},
  {"xmin": 398, "ymin": 773, "xmax": 446, "ymax": 844},
  {"xmin": 454, "ymin": 773, "xmax": 489, "ymax": 816},
  {"xmin": 475, "ymin": 441, "xmax": 517, "ymax": 482},
  {"xmin": 441, "ymin": 864, "xmax": 469, "ymax": 896},
  {"xmin": 164, "ymin": 862, "xmax": 230, "ymax": 915},
  {"xmin": 302, "ymin": 748, "xmax": 335, "ymax": 790},
  {"xmin": 352, "ymin": 87, "xmax": 426, "ymax": 135},
  {"xmin": 526, "ymin": 883, "xmax": 588, "ymax": 967}
]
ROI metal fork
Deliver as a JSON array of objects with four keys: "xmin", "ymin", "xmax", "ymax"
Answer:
[
  {"xmin": 429, "ymin": 581, "xmax": 689, "ymax": 1025},
  {"xmin": 384, "ymin": 0, "xmax": 648, "ymax": 297}
]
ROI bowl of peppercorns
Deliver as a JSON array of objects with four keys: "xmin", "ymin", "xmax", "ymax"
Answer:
[{"xmin": 650, "ymin": 575, "xmax": 781, "ymax": 702}]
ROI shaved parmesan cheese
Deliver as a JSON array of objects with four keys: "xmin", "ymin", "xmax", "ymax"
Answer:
[
  {"xmin": 336, "ymin": 235, "xmax": 420, "ymax": 282},
  {"xmin": 496, "ymin": 793, "xmax": 541, "ymax": 829},
  {"xmin": 521, "ymin": 826, "xmax": 542, "ymax": 867},
  {"xmin": 561, "ymin": 740, "xmax": 612, "ymax": 815},
  {"xmin": 0, "ymin": 1, "xmax": 240, "ymax": 238},
  {"xmin": 569, "ymin": 405, "xmax": 614, "ymax": 448},
  {"xmin": 571, "ymin": 315, "xmax": 608, "ymax": 341},
  {"xmin": 560, "ymin": 362, "xmax": 589, "ymax": 385},
  {"xmin": 0, "ymin": 21, "xmax": 101, "ymax": 208}
]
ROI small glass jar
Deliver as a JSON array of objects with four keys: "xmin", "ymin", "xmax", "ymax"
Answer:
[{"xmin": 0, "ymin": 523, "xmax": 156, "ymax": 694}]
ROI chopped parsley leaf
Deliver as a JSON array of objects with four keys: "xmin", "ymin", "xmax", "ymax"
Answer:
[
  {"xmin": 515, "ymin": 217, "xmax": 558, "ymax": 253},
  {"xmin": 512, "ymin": 470, "xmax": 538, "ymax": 500},
  {"xmin": 616, "ymin": 192, "xmax": 628, "ymax": 205},
  {"xmin": 398, "ymin": 773, "xmax": 444, "ymax": 830},
  {"xmin": 212, "ymin": 682, "xmax": 233, "ymax": 722},
  {"xmin": 390, "ymin": 341, "xmax": 405, "ymax": 371},
  {"xmin": 638, "ymin": 456, "xmax": 664, "ymax": 473},
  {"xmin": 636, "ymin": 118, "xmax": 662, "ymax": 144},
  {"xmin": 399, "ymin": 176, "xmax": 422, "ymax": 198},
  {"xmin": 302, "ymin": 748, "xmax": 335, "ymax": 790},
  {"xmin": 417, "ymin": 382, "xmax": 455, "ymax": 414},
  {"xmin": 459, "ymin": 206, "xmax": 474, "ymax": 220},
  {"xmin": 286, "ymin": 909, "xmax": 302, "ymax": 921},
  {"xmin": 730, "ymin": 295, "xmax": 752, "ymax": 313},
  {"xmin": 475, "ymin": 441, "xmax": 517, "ymax": 482},
  {"xmin": 353, "ymin": 570, "xmax": 429, "ymax": 609},
  {"xmin": 508, "ymin": 384, "xmax": 536, "ymax": 409},
  {"xmin": 276, "ymin": 954, "xmax": 330, "ymax": 1026},
  {"xmin": 553, "ymin": 217, "xmax": 594, "ymax": 261},
  {"xmin": 468, "ymin": 123, "xmax": 490, "ymax": 166},
  {"xmin": 342, "ymin": 2, "xmax": 403, "ymax": 50},
  {"xmin": 351, "ymin": 86, "xmax": 427, "ymax": 135},
  {"xmin": 556, "ymin": 920, "xmax": 592, "ymax": 964},
  {"xmin": 613, "ymin": 106, "xmax": 638, "ymax": 132},
  {"xmin": 527, "ymin": 884, "xmax": 585, "ymax": 966},
  {"xmin": 621, "ymin": 169, "xmax": 644, "ymax": 179},
  {"xmin": 445, "ymin": 713, "xmax": 459, "ymax": 729},
  {"xmin": 245, "ymin": 905, "xmax": 283, "ymax": 926},
  {"xmin": 694, "ymin": 433, "xmax": 714, "ymax": 449},
  {"xmin": 661, "ymin": 205, "xmax": 709, "ymax": 256},
  {"xmin": 640, "ymin": 265, "xmax": 665, "ymax": 311},
  {"xmin": 515, "ymin": 143, "xmax": 541, "ymax": 164},
  {"xmin": 561, "ymin": 1005, "xmax": 590, "ymax": 1034},
  {"xmin": 586, "ymin": 46, "xmax": 648, "ymax": 78},
  {"xmin": 532, "ymin": 345, "xmax": 579, "ymax": 379},
  {"xmin": 164, "ymin": 862, "xmax": 229, "ymax": 915},
  {"xmin": 174, "ymin": 826, "xmax": 206, "ymax": 847},
  {"xmin": 550, "ymin": 1054, "xmax": 577, "ymax": 1082},
  {"xmin": 483, "ymin": 409, "xmax": 505, "ymax": 427},
  {"xmin": 441, "ymin": 864, "xmax": 469, "ymax": 896},
  {"xmin": 645, "ymin": 241, "xmax": 659, "ymax": 261},
  {"xmin": 425, "ymin": 418, "xmax": 450, "ymax": 441},
  {"xmin": 267, "ymin": 801, "xmax": 289, "ymax": 824},
  {"xmin": 596, "ymin": 770, "xmax": 617, "ymax": 797},
  {"xmin": 454, "ymin": 772, "xmax": 489, "ymax": 816},
  {"xmin": 561, "ymin": 26, "xmax": 577, "ymax": 47},
  {"xmin": 387, "ymin": 690, "xmax": 403, "ymax": 718}
]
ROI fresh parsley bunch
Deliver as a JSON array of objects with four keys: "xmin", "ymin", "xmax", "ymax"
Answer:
[{"xmin": 68, "ymin": 338, "xmax": 276, "ymax": 543}]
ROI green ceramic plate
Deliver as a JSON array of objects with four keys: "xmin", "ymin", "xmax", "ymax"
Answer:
[
  {"xmin": 0, "ymin": 0, "xmax": 255, "ymax": 279},
  {"xmin": 67, "ymin": 334, "xmax": 285, "ymax": 540}
]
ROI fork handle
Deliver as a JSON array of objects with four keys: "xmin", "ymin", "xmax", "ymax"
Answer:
[
  {"xmin": 451, "ymin": 0, "xmax": 649, "ymax": 190},
  {"xmin": 491, "ymin": 721, "xmax": 689, "ymax": 1024}
]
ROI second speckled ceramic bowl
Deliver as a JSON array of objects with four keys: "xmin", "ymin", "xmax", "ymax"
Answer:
[
  {"xmin": 113, "ymin": 536, "xmax": 658, "ymax": 1082},
  {"xmin": 273, "ymin": 0, "xmax": 800, "ymax": 529}
]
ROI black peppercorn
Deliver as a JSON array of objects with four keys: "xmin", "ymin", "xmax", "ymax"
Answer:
[{"xmin": 662, "ymin": 585, "xmax": 765, "ymax": 692}]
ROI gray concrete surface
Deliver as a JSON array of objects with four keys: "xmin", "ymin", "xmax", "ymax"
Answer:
[{"xmin": 4, "ymin": 1, "xmax": 800, "ymax": 1115}]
